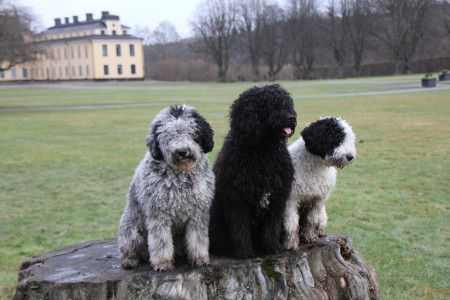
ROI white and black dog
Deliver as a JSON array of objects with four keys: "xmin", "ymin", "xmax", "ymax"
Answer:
[
  {"xmin": 283, "ymin": 117, "xmax": 356, "ymax": 250},
  {"xmin": 118, "ymin": 105, "xmax": 215, "ymax": 271}
]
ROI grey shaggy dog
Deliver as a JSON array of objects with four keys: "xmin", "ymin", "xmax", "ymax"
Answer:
[
  {"xmin": 284, "ymin": 117, "xmax": 356, "ymax": 250},
  {"xmin": 118, "ymin": 105, "xmax": 215, "ymax": 271}
]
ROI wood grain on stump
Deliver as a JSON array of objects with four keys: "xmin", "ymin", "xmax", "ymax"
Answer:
[{"xmin": 13, "ymin": 234, "xmax": 380, "ymax": 300}]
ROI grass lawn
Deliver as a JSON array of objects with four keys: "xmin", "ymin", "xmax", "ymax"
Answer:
[{"xmin": 1, "ymin": 76, "xmax": 449, "ymax": 299}]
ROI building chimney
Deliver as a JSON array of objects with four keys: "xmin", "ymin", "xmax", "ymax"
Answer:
[
  {"xmin": 101, "ymin": 11, "xmax": 109, "ymax": 19},
  {"xmin": 73, "ymin": 16, "xmax": 79, "ymax": 23},
  {"xmin": 86, "ymin": 13, "xmax": 93, "ymax": 21},
  {"xmin": 54, "ymin": 18, "xmax": 61, "ymax": 26},
  {"xmin": 65, "ymin": 17, "xmax": 70, "ymax": 24}
]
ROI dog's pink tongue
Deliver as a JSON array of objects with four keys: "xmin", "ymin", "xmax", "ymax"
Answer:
[{"xmin": 284, "ymin": 127, "xmax": 292, "ymax": 135}]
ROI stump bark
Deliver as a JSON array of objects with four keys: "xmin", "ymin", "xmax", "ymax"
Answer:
[{"xmin": 13, "ymin": 234, "xmax": 380, "ymax": 300}]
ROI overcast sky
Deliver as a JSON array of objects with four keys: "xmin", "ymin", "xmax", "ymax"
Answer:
[{"xmin": 18, "ymin": 0, "xmax": 208, "ymax": 38}]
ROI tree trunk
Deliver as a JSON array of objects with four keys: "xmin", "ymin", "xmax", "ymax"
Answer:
[{"xmin": 13, "ymin": 234, "xmax": 380, "ymax": 300}]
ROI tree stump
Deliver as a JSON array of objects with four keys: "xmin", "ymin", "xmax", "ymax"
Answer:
[{"xmin": 13, "ymin": 234, "xmax": 380, "ymax": 300}]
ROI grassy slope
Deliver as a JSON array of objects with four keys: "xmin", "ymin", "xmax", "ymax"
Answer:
[{"xmin": 0, "ymin": 76, "xmax": 449, "ymax": 299}]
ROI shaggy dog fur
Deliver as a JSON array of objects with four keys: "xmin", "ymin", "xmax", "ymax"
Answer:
[
  {"xmin": 118, "ymin": 105, "xmax": 215, "ymax": 271},
  {"xmin": 209, "ymin": 84, "xmax": 297, "ymax": 259},
  {"xmin": 283, "ymin": 117, "xmax": 356, "ymax": 250}
]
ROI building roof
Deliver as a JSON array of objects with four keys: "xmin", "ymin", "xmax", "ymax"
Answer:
[
  {"xmin": 45, "ymin": 21, "xmax": 106, "ymax": 34},
  {"xmin": 35, "ymin": 34, "xmax": 143, "ymax": 45},
  {"xmin": 43, "ymin": 11, "xmax": 130, "ymax": 35}
]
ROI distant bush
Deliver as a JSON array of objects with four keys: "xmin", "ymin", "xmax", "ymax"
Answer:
[
  {"xmin": 151, "ymin": 59, "xmax": 217, "ymax": 82},
  {"xmin": 147, "ymin": 56, "xmax": 450, "ymax": 82}
]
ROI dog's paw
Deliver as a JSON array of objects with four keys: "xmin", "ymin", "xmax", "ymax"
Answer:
[
  {"xmin": 317, "ymin": 229, "xmax": 326, "ymax": 238},
  {"xmin": 284, "ymin": 236, "xmax": 299, "ymax": 251},
  {"xmin": 190, "ymin": 255, "xmax": 210, "ymax": 267},
  {"xmin": 300, "ymin": 233, "xmax": 319, "ymax": 244},
  {"xmin": 121, "ymin": 257, "xmax": 140, "ymax": 269},
  {"xmin": 153, "ymin": 259, "xmax": 174, "ymax": 272}
]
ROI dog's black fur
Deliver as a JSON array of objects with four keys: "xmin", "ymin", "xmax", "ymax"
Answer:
[{"xmin": 209, "ymin": 84, "xmax": 297, "ymax": 259}]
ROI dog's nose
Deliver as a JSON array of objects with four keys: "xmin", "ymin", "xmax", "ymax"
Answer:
[
  {"xmin": 346, "ymin": 154, "xmax": 354, "ymax": 162},
  {"xmin": 177, "ymin": 149, "xmax": 189, "ymax": 158},
  {"xmin": 287, "ymin": 116, "xmax": 296, "ymax": 124}
]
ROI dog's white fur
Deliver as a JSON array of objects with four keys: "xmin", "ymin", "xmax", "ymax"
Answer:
[
  {"xmin": 284, "ymin": 117, "xmax": 356, "ymax": 250},
  {"xmin": 118, "ymin": 105, "xmax": 215, "ymax": 271}
]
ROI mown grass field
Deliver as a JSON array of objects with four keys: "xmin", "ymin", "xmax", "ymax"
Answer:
[{"xmin": 1, "ymin": 76, "xmax": 449, "ymax": 299}]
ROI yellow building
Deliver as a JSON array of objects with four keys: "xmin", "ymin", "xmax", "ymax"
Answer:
[{"xmin": 0, "ymin": 11, "xmax": 144, "ymax": 81}]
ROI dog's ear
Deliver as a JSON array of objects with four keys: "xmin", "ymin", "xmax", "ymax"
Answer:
[
  {"xmin": 146, "ymin": 121, "xmax": 164, "ymax": 160},
  {"xmin": 300, "ymin": 121, "xmax": 326, "ymax": 158},
  {"xmin": 229, "ymin": 92, "xmax": 264, "ymax": 145},
  {"xmin": 301, "ymin": 117, "xmax": 344, "ymax": 158},
  {"xmin": 193, "ymin": 111, "xmax": 214, "ymax": 153}
]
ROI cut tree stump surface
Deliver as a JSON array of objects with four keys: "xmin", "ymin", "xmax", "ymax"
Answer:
[{"xmin": 13, "ymin": 234, "xmax": 380, "ymax": 300}]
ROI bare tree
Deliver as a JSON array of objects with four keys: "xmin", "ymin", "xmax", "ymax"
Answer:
[
  {"xmin": 323, "ymin": 0, "xmax": 349, "ymax": 78},
  {"xmin": 343, "ymin": 0, "xmax": 373, "ymax": 77},
  {"xmin": 132, "ymin": 25, "xmax": 153, "ymax": 45},
  {"xmin": 0, "ymin": 1, "xmax": 39, "ymax": 71},
  {"xmin": 286, "ymin": 0, "xmax": 319, "ymax": 79},
  {"xmin": 191, "ymin": 0, "xmax": 238, "ymax": 82},
  {"xmin": 237, "ymin": 0, "xmax": 265, "ymax": 81},
  {"xmin": 133, "ymin": 22, "xmax": 180, "ymax": 46},
  {"xmin": 439, "ymin": 0, "xmax": 450, "ymax": 35},
  {"xmin": 371, "ymin": 0, "xmax": 432, "ymax": 74},
  {"xmin": 149, "ymin": 21, "xmax": 181, "ymax": 63},
  {"xmin": 261, "ymin": 3, "xmax": 287, "ymax": 81},
  {"xmin": 152, "ymin": 21, "xmax": 180, "ymax": 45}
]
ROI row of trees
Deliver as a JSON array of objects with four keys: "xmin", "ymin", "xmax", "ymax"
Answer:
[
  {"xmin": 141, "ymin": 0, "xmax": 450, "ymax": 82},
  {"xmin": 2, "ymin": 0, "xmax": 449, "ymax": 81}
]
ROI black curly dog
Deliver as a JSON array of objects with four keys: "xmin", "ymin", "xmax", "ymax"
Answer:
[{"xmin": 210, "ymin": 84, "xmax": 297, "ymax": 259}]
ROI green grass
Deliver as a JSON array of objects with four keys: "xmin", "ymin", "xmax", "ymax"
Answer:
[{"xmin": 1, "ymin": 76, "xmax": 449, "ymax": 299}]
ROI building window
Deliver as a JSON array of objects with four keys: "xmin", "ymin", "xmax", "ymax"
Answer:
[
  {"xmin": 22, "ymin": 68, "xmax": 28, "ymax": 78},
  {"xmin": 72, "ymin": 66, "xmax": 75, "ymax": 76},
  {"xmin": 59, "ymin": 67, "xmax": 62, "ymax": 78},
  {"xmin": 11, "ymin": 67, "xmax": 17, "ymax": 79},
  {"xmin": 86, "ymin": 65, "xmax": 89, "ymax": 76},
  {"xmin": 71, "ymin": 46, "xmax": 74, "ymax": 59},
  {"xmin": 101, "ymin": 30, "xmax": 105, "ymax": 35},
  {"xmin": 78, "ymin": 45, "xmax": 81, "ymax": 58},
  {"xmin": 131, "ymin": 64, "xmax": 136, "ymax": 75},
  {"xmin": 79, "ymin": 65, "xmax": 83, "ymax": 76},
  {"xmin": 116, "ymin": 44, "xmax": 121, "ymax": 56},
  {"xmin": 129, "ymin": 44, "xmax": 135, "ymax": 56},
  {"xmin": 57, "ymin": 48, "xmax": 61, "ymax": 60},
  {"xmin": 117, "ymin": 64, "xmax": 122, "ymax": 75},
  {"xmin": 112, "ymin": 30, "xmax": 116, "ymax": 35},
  {"xmin": 1, "ymin": 70, "xmax": 5, "ymax": 78},
  {"xmin": 64, "ymin": 47, "xmax": 67, "ymax": 59},
  {"xmin": 102, "ymin": 44, "xmax": 108, "ymax": 57},
  {"xmin": 123, "ymin": 30, "xmax": 127, "ymax": 35},
  {"xmin": 65, "ymin": 66, "xmax": 69, "ymax": 77},
  {"xmin": 104, "ymin": 65, "xmax": 109, "ymax": 75},
  {"xmin": 85, "ymin": 45, "xmax": 89, "ymax": 58}
]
